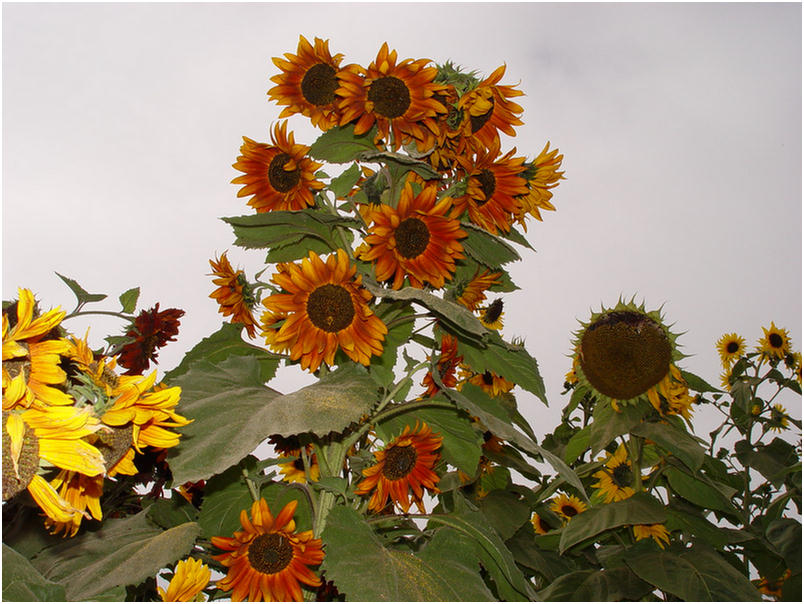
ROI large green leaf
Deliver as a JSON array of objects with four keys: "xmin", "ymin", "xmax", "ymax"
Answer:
[
  {"xmin": 735, "ymin": 437, "xmax": 799, "ymax": 488},
  {"xmin": 630, "ymin": 420, "xmax": 706, "ymax": 471},
  {"xmin": 538, "ymin": 567, "xmax": 652, "ymax": 601},
  {"xmin": 328, "ymin": 163, "xmax": 362, "ymax": 198},
  {"xmin": 416, "ymin": 527, "xmax": 496, "ymax": 601},
  {"xmin": 196, "ymin": 458, "xmax": 258, "ymax": 539},
  {"xmin": 559, "ymin": 492, "xmax": 667, "ymax": 553},
  {"xmin": 460, "ymin": 223, "xmax": 521, "ymax": 268},
  {"xmin": 30, "ymin": 511, "xmax": 199, "ymax": 601},
  {"xmin": 665, "ymin": 466, "xmax": 738, "ymax": 516},
  {"xmin": 478, "ymin": 489, "xmax": 532, "ymax": 541},
  {"xmin": 3, "ymin": 544, "xmax": 66, "ymax": 602},
  {"xmin": 505, "ymin": 525, "xmax": 575, "ymax": 581},
  {"xmin": 589, "ymin": 399, "xmax": 652, "ymax": 456},
  {"xmin": 665, "ymin": 507, "xmax": 751, "ymax": 548},
  {"xmin": 308, "ymin": 124, "xmax": 379, "ymax": 163},
  {"xmin": 766, "ymin": 518, "xmax": 801, "ymax": 570}
]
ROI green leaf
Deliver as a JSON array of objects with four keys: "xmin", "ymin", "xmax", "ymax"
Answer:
[
  {"xmin": 505, "ymin": 524, "xmax": 575, "ymax": 581},
  {"xmin": 416, "ymin": 528, "xmax": 496, "ymax": 600},
  {"xmin": 30, "ymin": 511, "xmax": 199, "ymax": 601},
  {"xmin": 308, "ymin": 124, "xmax": 378, "ymax": 163},
  {"xmin": 630, "ymin": 421, "xmax": 706, "ymax": 471},
  {"xmin": 371, "ymin": 301, "xmax": 415, "ymax": 373},
  {"xmin": 478, "ymin": 490, "xmax": 531, "ymax": 541},
  {"xmin": 55, "ymin": 272, "xmax": 107, "ymax": 304},
  {"xmin": 538, "ymin": 567, "xmax": 652, "ymax": 601},
  {"xmin": 118, "ymin": 287, "xmax": 140, "ymax": 314},
  {"xmin": 735, "ymin": 437, "xmax": 799, "ymax": 488},
  {"xmin": 359, "ymin": 150, "xmax": 443, "ymax": 181},
  {"xmin": 624, "ymin": 542, "xmax": 762, "ymax": 601},
  {"xmin": 564, "ymin": 424, "xmax": 591, "ymax": 464},
  {"xmin": 500, "ymin": 224, "xmax": 534, "ymax": 250},
  {"xmin": 460, "ymin": 223, "xmax": 521, "ymax": 268},
  {"xmin": 559, "ymin": 492, "xmax": 667, "ymax": 553},
  {"xmin": 665, "ymin": 507, "xmax": 751, "ymax": 548},
  {"xmin": 146, "ymin": 492, "xmax": 199, "ymax": 529},
  {"xmin": 589, "ymin": 399, "xmax": 652, "ymax": 456},
  {"xmin": 665, "ymin": 466, "xmax": 738, "ymax": 516},
  {"xmin": 680, "ymin": 369, "xmax": 721, "ymax": 393},
  {"xmin": 766, "ymin": 518, "xmax": 801, "ymax": 570},
  {"xmin": 3, "ymin": 544, "xmax": 67, "ymax": 602},
  {"xmin": 328, "ymin": 163, "xmax": 362, "ymax": 198},
  {"xmin": 197, "ymin": 458, "xmax": 257, "ymax": 539}
]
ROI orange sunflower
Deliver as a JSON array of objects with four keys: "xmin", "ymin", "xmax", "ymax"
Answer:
[
  {"xmin": 209, "ymin": 252, "xmax": 259, "ymax": 338},
  {"xmin": 231, "ymin": 121, "xmax": 324, "ymax": 213},
  {"xmin": 421, "ymin": 333, "xmax": 463, "ymax": 397},
  {"xmin": 268, "ymin": 35, "xmax": 345, "ymax": 131},
  {"xmin": 212, "ymin": 499, "xmax": 324, "ymax": 602},
  {"xmin": 514, "ymin": 142, "xmax": 565, "ymax": 229},
  {"xmin": 459, "ymin": 365, "xmax": 514, "ymax": 397},
  {"xmin": 262, "ymin": 249, "xmax": 387, "ymax": 372},
  {"xmin": 358, "ymin": 182, "xmax": 466, "ymax": 289},
  {"xmin": 455, "ymin": 269, "xmax": 503, "ymax": 311},
  {"xmin": 336, "ymin": 42, "xmax": 446, "ymax": 150},
  {"xmin": 355, "ymin": 422, "xmax": 442, "ymax": 514}
]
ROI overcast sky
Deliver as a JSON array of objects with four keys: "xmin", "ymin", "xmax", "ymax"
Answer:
[{"xmin": 3, "ymin": 2, "xmax": 801, "ymax": 441}]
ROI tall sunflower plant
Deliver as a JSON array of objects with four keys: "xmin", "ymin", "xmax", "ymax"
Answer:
[{"xmin": 3, "ymin": 36, "xmax": 801, "ymax": 602}]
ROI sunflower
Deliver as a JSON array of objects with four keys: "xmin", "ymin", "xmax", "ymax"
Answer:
[
  {"xmin": 478, "ymin": 298, "xmax": 504, "ymax": 330},
  {"xmin": 632, "ymin": 523, "xmax": 671, "ymax": 549},
  {"xmin": 336, "ymin": 42, "xmax": 446, "ymax": 150},
  {"xmin": 358, "ymin": 182, "xmax": 466, "ymax": 289},
  {"xmin": 212, "ymin": 499, "xmax": 324, "ymax": 602},
  {"xmin": 591, "ymin": 443, "xmax": 635, "ymax": 503},
  {"xmin": 278, "ymin": 449, "xmax": 320, "ymax": 484},
  {"xmin": 44, "ymin": 470, "xmax": 104, "ymax": 537},
  {"xmin": 261, "ymin": 249, "xmax": 387, "ymax": 372},
  {"xmin": 158, "ymin": 558, "xmax": 211, "ymax": 602},
  {"xmin": 757, "ymin": 322, "xmax": 791, "ymax": 362},
  {"xmin": 646, "ymin": 364, "xmax": 696, "ymax": 420},
  {"xmin": 757, "ymin": 569, "xmax": 792, "ymax": 599},
  {"xmin": 550, "ymin": 493, "xmax": 587, "ymax": 522},
  {"xmin": 768, "ymin": 404, "xmax": 789, "ymax": 433},
  {"xmin": 513, "ymin": 142, "xmax": 565, "ymax": 229},
  {"xmin": 421, "ymin": 333, "xmax": 463, "ymax": 397},
  {"xmin": 455, "ymin": 269, "xmax": 503, "ymax": 311},
  {"xmin": 268, "ymin": 35, "xmax": 345, "ymax": 131},
  {"xmin": 117, "ymin": 304, "xmax": 185, "ymax": 375},
  {"xmin": 716, "ymin": 332, "xmax": 745, "ymax": 369},
  {"xmin": 355, "ymin": 422, "xmax": 442, "ymax": 514},
  {"xmin": 209, "ymin": 252, "xmax": 260, "ymax": 339},
  {"xmin": 231, "ymin": 121, "xmax": 324, "ymax": 213},
  {"xmin": 454, "ymin": 144, "xmax": 529, "ymax": 234},
  {"xmin": 530, "ymin": 512, "xmax": 552, "ymax": 535},
  {"xmin": 458, "ymin": 365, "xmax": 514, "ymax": 398}
]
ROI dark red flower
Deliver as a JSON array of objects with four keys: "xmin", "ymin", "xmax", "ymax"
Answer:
[{"xmin": 117, "ymin": 304, "xmax": 185, "ymax": 375}]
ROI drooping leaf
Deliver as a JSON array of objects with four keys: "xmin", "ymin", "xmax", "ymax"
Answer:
[
  {"xmin": 2, "ymin": 544, "xmax": 67, "ymax": 602},
  {"xmin": 197, "ymin": 458, "xmax": 258, "ymax": 539},
  {"xmin": 478, "ymin": 489, "xmax": 532, "ymax": 541},
  {"xmin": 735, "ymin": 437, "xmax": 799, "ymax": 488},
  {"xmin": 308, "ymin": 124, "xmax": 379, "ymax": 163},
  {"xmin": 630, "ymin": 420, "xmax": 706, "ymax": 471},
  {"xmin": 665, "ymin": 507, "xmax": 751, "ymax": 548},
  {"xmin": 146, "ymin": 492, "xmax": 199, "ymax": 530},
  {"xmin": 55, "ymin": 272, "xmax": 107, "ymax": 304},
  {"xmin": 118, "ymin": 287, "xmax": 140, "ymax": 314},
  {"xmin": 680, "ymin": 369, "xmax": 721, "ymax": 393},
  {"xmin": 359, "ymin": 150, "xmax": 443, "ymax": 181}
]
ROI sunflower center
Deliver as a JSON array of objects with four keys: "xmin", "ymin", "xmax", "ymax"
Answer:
[
  {"xmin": 611, "ymin": 463, "xmax": 633, "ymax": 488},
  {"xmin": 579, "ymin": 310, "xmax": 672, "ymax": 400},
  {"xmin": 268, "ymin": 152, "xmax": 301, "ymax": 193},
  {"xmin": 382, "ymin": 444, "xmax": 418, "ymax": 480},
  {"xmin": 726, "ymin": 341, "xmax": 740, "ymax": 354},
  {"xmin": 470, "ymin": 98, "xmax": 495, "ymax": 133},
  {"xmin": 538, "ymin": 517, "xmax": 551, "ymax": 532},
  {"xmin": 395, "ymin": 217, "xmax": 431, "ymax": 259},
  {"xmin": 475, "ymin": 169, "xmax": 496, "ymax": 204},
  {"xmin": 368, "ymin": 76, "xmax": 411, "ymax": 119},
  {"xmin": 482, "ymin": 371, "xmax": 494, "ymax": 385},
  {"xmin": 769, "ymin": 333, "xmax": 784, "ymax": 349},
  {"xmin": 293, "ymin": 457, "xmax": 305, "ymax": 471},
  {"xmin": 95, "ymin": 424, "xmax": 135, "ymax": 472},
  {"xmin": 248, "ymin": 533, "xmax": 294, "ymax": 575},
  {"xmin": 301, "ymin": 63, "xmax": 338, "ymax": 106},
  {"xmin": 561, "ymin": 505, "xmax": 579, "ymax": 518},
  {"xmin": 2, "ymin": 413, "xmax": 39, "ymax": 501},
  {"xmin": 306, "ymin": 284, "xmax": 355, "ymax": 333},
  {"xmin": 483, "ymin": 299, "xmax": 503, "ymax": 324}
]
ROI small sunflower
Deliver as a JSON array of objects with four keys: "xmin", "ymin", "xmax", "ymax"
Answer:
[
  {"xmin": 530, "ymin": 512, "xmax": 552, "ymax": 535},
  {"xmin": 632, "ymin": 523, "xmax": 671, "ymax": 549},
  {"xmin": 209, "ymin": 252, "xmax": 260, "ymax": 339},
  {"xmin": 757, "ymin": 322, "xmax": 791, "ymax": 362},
  {"xmin": 44, "ymin": 470, "xmax": 104, "ymax": 537},
  {"xmin": 513, "ymin": 142, "xmax": 565, "ymax": 229},
  {"xmin": 268, "ymin": 35, "xmax": 345, "ymax": 131},
  {"xmin": 231, "ymin": 121, "xmax": 324, "ymax": 213},
  {"xmin": 478, "ymin": 298, "xmax": 504, "ymax": 330},
  {"xmin": 421, "ymin": 333, "xmax": 463, "ymax": 397},
  {"xmin": 261, "ymin": 249, "xmax": 387, "ymax": 372},
  {"xmin": 757, "ymin": 569, "xmax": 792, "ymax": 599},
  {"xmin": 278, "ymin": 450, "xmax": 320, "ymax": 484},
  {"xmin": 158, "ymin": 558, "xmax": 211, "ymax": 602},
  {"xmin": 716, "ymin": 332, "xmax": 745, "ymax": 369},
  {"xmin": 458, "ymin": 365, "xmax": 514, "ymax": 398},
  {"xmin": 212, "ymin": 499, "xmax": 324, "ymax": 602},
  {"xmin": 646, "ymin": 364, "xmax": 696, "ymax": 420},
  {"xmin": 455, "ymin": 269, "xmax": 503, "ymax": 311},
  {"xmin": 117, "ymin": 304, "xmax": 185, "ymax": 376},
  {"xmin": 355, "ymin": 422, "xmax": 442, "ymax": 514},
  {"xmin": 550, "ymin": 493, "xmax": 587, "ymax": 522},
  {"xmin": 591, "ymin": 443, "xmax": 635, "ymax": 503},
  {"xmin": 768, "ymin": 404, "xmax": 789, "ymax": 433}
]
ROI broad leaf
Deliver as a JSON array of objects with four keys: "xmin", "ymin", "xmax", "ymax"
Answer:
[
  {"xmin": 631, "ymin": 420, "xmax": 706, "ymax": 471},
  {"xmin": 55, "ymin": 272, "xmax": 107, "ymax": 304},
  {"xmin": 538, "ymin": 567, "xmax": 652, "ymax": 601},
  {"xmin": 664, "ymin": 466, "xmax": 738, "ymax": 516},
  {"xmin": 461, "ymin": 222, "xmax": 521, "ymax": 268},
  {"xmin": 478, "ymin": 489, "xmax": 532, "ymax": 541},
  {"xmin": 564, "ymin": 424, "xmax": 591, "ymax": 464},
  {"xmin": 359, "ymin": 150, "xmax": 443, "ymax": 180},
  {"xmin": 308, "ymin": 124, "xmax": 379, "ymax": 163},
  {"xmin": 197, "ymin": 458, "xmax": 258, "ymax": 539},
  {"xmin": 2, "ymin": 544, "xmax": 66, "ymax": 602},
  {"xmin": 146, "ymin": 492, "xmax": 199, "ymax": 530},
  {"xmin": 118, "ymin": 287, "xmax": 140, "ymax": 314},
  {"xmin": 416, "ymin": 528, "xmax": 496, "ymax": 601},
  {"xmin": 589, "ymin": 399, "xmax": 652, "ymax": 456},
  {"xmin": 328, "ymin": 163, "xmax": 362, "ymax": 198}
]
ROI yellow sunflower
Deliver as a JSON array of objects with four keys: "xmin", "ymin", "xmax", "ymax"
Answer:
[
  {"xmin": 268, "ymin": 35, "xmax": 345, "ymax": 131},
  {"xmin": 212, "ymin": 499, "xmax": 324, "ymax": 602},
  {"xmin": 455, "ymin": 269, "xmax": 503, "ymax": 311},
  {"xmin": 591, "ymin": 443, "xmax": 636, "ymax": 503},
  {"xmin": 262, "ymin": 249, "xmax": 387, "ymax": 372},
  {"xmin": 632, "ymin": 523, "xmax": 671, "ymax": 549},
  {"xmin": 278, "ymin": 449, "xmax": 320, "ymax": 484},
  {"xmin": 358, "ymin": 182, "xmax": 466, "ymax": 289},
  {"xmin": 336, "ymin": 42, "xmax": 446, "ymax": 150},
  {"xmin": 44, "ymin": 470, "xmax": 104, "ymax": 537},
  {"xmin": 530, "ymin": 512, "xmax": 552, "ymax": 535},
  {"xmin": 513, "ymin": 142, "xmax": 565, "ymax": 229},
  {"xmin": 458, "ymin": 365, "xmax": 514, "ymax": 398},
  {"xmin": 550, "ymin": 493, "xmax": 587, "ymax": 522},
  {"xmin": 231, "ymin": 121, "xmax": 324, "ymax": 213},
  {"xmin": 716, "ymin": 332, "xmax": 746, "ymax": 369},
  {"xmin": 158, "ymin": 558, "xmax": 211, "ymax": 602},
  {"xmin": 209, "ymin": 252, "xmax": 260, "ymax": 339},
  {"xmin": 478, "ymin": 298, "xmax": 504, "ymax": 330},
  {"xmin": 355, "ymin": 422, "xmax": 442, "ymax": 514},
  {"xmin": 768, "ymin": 404, "xmax": 789, "ymax": 433},
  {"xmin": 757, "ymin": 322, "xmax": 791, "ymax": 362}
]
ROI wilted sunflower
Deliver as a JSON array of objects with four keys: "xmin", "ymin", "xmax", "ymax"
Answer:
[
  {"xmin": 591, "ymin": 443, "xmax": 635, "ymax": 503},
  {"xmin": 457, "ymin": 64, "xmax": 523, "ymax": 153},
  {"xmin": 513, "ymin": 142, "xmax": 565, "ymax": 229},
  {"xmin": 421, "ymin": 333, "xmax": 463, "ymax": 397},
  {"xmin": 158, "ymin": 558, "xmax": 211, "ymax": 602},
  {"xmin": 44, "ymin": 469, "xmax": 104, "ymax": 537},
  {"xmin": 757, "ymin": 322, "xmax": 791, "ymax": 362},
  {"xmin": 209, "ymin": 252, "xmax": 260, "ymax": 339},
  {"xmin": 455, "ymin": 269, "xmax": 503, "ymax": 311},
  {"xmin": 268, "ymin": 35, "xmax": 345, "ymax": 130},
  {"xmin": 117, "ymin": 304, "xmax": 185, "ymax": 376},
  {"xmin": 550, "ymin": 493, "xmax": 587, "ymax": 522},
  {"xmin": 231, "ymin": 121, "xmax": 324, "ymax": 213},
  {"xmin": 355, "ymin": 422, "xmax": 442, "ymax": 514},
  {"xmin": 337, "ymin": 42, "xmax": 446, "ymax": 150},
  {"xmin": 212, "ymin": 499, "xmax": 324, "ymax": 602},
  {"xmin": 262, "ymin": 249, "xmax": 387, "ymax": 372},
  {"xmin": 632, "ymin": 523, "xmax": 671, "ymax": 549},
  {"xmin": 358, "ymin": 182, "xmax": 466, "ymax": 289},
  {"xmin": 716, "ymin": 332, "xmax": 746, "ymax": 369},
  {"xmin": 530, "ymin": 512, "xmax": 552, "ymax": 535}
]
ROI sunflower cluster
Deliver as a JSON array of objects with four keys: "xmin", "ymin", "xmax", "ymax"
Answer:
[{"xmin": 2, "ymin": 288, "xmax": 190, "ymax": 536}]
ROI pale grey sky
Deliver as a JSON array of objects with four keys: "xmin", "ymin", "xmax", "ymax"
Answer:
[{"xmin": 3, "ymin": 2, "xmax": 801, "ymax": 440}]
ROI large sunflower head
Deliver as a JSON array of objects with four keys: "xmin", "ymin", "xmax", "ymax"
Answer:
[
  {"xmin": 117, "ymin": 304, "xmax": 185, "ymax": 376},
  {"xmin": 357, "ymin": 182, "xmax": 466, "ymax": 289},
  {"xmin": 716, "ymin": 332, "xmax": 746, "ymax": 369},
  {"xmin": 212, "ymin": 499, "xmax": 324, "ymax": 602},
  {"xmin": 336, "ymin": 42, "xmax": 446, "ymax": 150},
  {"xmin": 209, "ymin": 252, "xmax": 260, "ymax": 338},
  {"xmin": 268, "ymin": 35, "xmax": 345, "ymax": 131},
  {"xmin": 756, "ymin": 322, "xmax": 792, "ymax": 363},
  {"xmin": 355, "ymin": 422, "xmax": 442, "ymax": 514},
  {"xmin": 262, "ymin": 249, "xmax": 387, "ymax": 372},
  {"xmin": 231, "ymin": 121, "xmax": 324, "ymax": 213},
  {"xmin": 591, "ymin": 443, "xmax": 635, "ymax": 504}
]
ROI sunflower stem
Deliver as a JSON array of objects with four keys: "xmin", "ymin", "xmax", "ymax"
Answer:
[
  {"xmin": 372, "ymin": 399, "xmax": 458, "ymax": 425},
  {"xmin": 626, "ymin": 436, "xmax": 643, "ymax": 492},
  {"xmin": 242, "ymin": 468, "xmax": 259, "ymax": 503},
  {"xmin": 63, "ymin": 309, "xmax": 134, "ymax": 322}
]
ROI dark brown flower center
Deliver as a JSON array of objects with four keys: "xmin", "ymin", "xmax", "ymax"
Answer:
[
  {"xmin": 268, "ymin": 152, "xmax": 301, "ymax": 193},
  {"xmin": 395, "ymin": 217, "xmax": 431, "ymax": 259},
  {"xmin": 95, "ymin": 424, "xmax": 134, "ymax": 472},
  {"xmin": 368, "ymin": 76, "xmax": 411, "ymax": 118},
  {"xmin": 537, "ymin": 517, "xmax": 551, "ymax": 532},
  {"xmin": 248, "ymin": 533, "xmax": 294, "ymax": 575},
  {"xmin": 382, "ymin": 444, "xmax": 417, "ymax": 480},
  {"xmin": 561, "ymin": 504, "xmax": 578, "ymax": 518},
  {"xmin": 301, "ymin": 63, "xmax": 338, "ymax": 106},
  {"xmin": 483, "ymin": 299, "xmax": 503, "ymax": 324},
  {"xmin": 2, "ymin": 413, "xmax": 39, "ymax": 501},
  {"xmin": 726, "ymin": 341, "xmax": 740, "ymax": 354},
  {"xmin": 475, "ymin": 169, "xmax": 496, "ymax": 205},
  {"xmin": 482, "ymin": 371, "xmax": 494, "ymax": 386},
  {"xmin": 470, "ymin": 98, "xmax": 494, "ymax": 133},
  {"xmin": 611, "ymin": 463, "xmax": 633, "ymax": 488},
  {"xmin": 306, "ymin": 284, "xmax": 355, "ymax": 333},
  {"xmin": 769, "ymin": 333, "xmax": 784, "ymax": 349},
  {"xmin": 579, "ymin": 310, "xmax": 672, "ymax": 400},
  {"xmin": 293, "ymin": 457, "xmax": 305, "ymax": 471}
]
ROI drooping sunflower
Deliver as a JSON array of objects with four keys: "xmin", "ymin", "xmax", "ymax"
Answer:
[
  {"xmin": 231, "ymin": 121, "xmax": 325, "ymax": 213},
  {"xmin": 455, "ymin": 269, "xmax": 503, "ymax": 311},
  {"xmin": 44, "ymin": 469, "xmax": 104, "ymax": 537},
  {"xmin": 262, "ymin": 249, "xmax": 387, "ymax": 372},
  {"xmin": 212, "ymin": 499, "xmax": 324, "ymax": 602},
  {"xmin": 421, "ymin": 333, "xmax": 463, "ymax": 397},
  {"xmin": 158, "ymin": 558, "xmax": 211, "ymax": 602},
  {"xmin": 336, "ymin": 42, "xmax": 446, "ymax": 150},
  {"xmin": 632, "ymin": 523, "xmax": 671, "ymax": 549},
  {"xmin": 209, "ymin": 252, "xmax": 260, "ymax": 339},
  {"xmin": 358, "ymin": 182, "xmax": 466, "ymax": 289},
  {"xmin": 550, "ymin": 493, "xmax": 587, "ymax": 522},
  {"xmin": 355, "ymin": 422, "xmax": 442, "ymax": 514},
  {"xmin": 268, "ymin": 35, "xmax": 345, "ymax": 131},
  {"xmin": 647, "ymin": 364, "xmax": 696, "ymax": 420},
  {"xmin": 513, "ymin": 142, "xmax": 565, "ymax": 229},
  {"xmin": 117, "ymin": 304, "xmax": 185, "ymax": 375},
  {"xmin": 591, "ymin": 443, "xmax": 635, "ymax": 503},
  {"xmin": 757, "ymin": 322, "xmax": 791, "ymax": 362},
  {"xmin": 716, "ymin": 332, "xmax": 746, "ymax": 369},
  {"xmin": 530, "ymin": 512, "xmax": 552, "ymax": 535}
]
